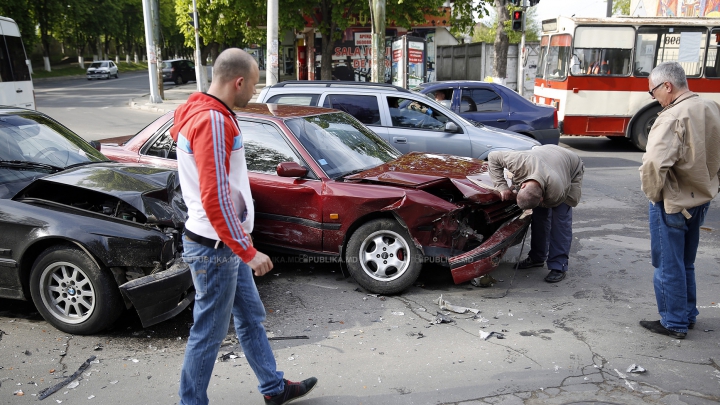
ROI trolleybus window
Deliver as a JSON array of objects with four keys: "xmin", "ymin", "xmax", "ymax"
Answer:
[
  {"xmin": 545, "ymin": 34, "xmax": 571, "ymax": 80},
  {"xmin": 705, "ymin": 29, "xmax": 720, "ymax": 78},
  {"xmin": 572, "ymin": 26, "xmax": 633, "ymax": 76},
  {"xmin": 634, "ymin": 26, "xmax": 706, "ymax": 77},
  {"xmin": 536, "ymin": 36, "xmax": 549, "ymax": 79}
]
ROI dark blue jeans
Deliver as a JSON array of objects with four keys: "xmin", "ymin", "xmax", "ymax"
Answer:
[
  {"xmin": 179, "ymin": 237, "xmax": 284, "ymax": 405},
  {"xmin": 648, "ymin": 201, "xmax": 710, "ymax": 333},
  {"xmin": 528, "ymin": 203, "xmax": 573, "ymax": 272}
]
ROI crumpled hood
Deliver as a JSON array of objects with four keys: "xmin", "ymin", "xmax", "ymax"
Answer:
[
  {"xmin": 15, "ymin": 163, "xmax": 187, "ymax": 227},
  {"xmin": 346, "ymin": 152, "xmax": 499, "ymax": 203}
]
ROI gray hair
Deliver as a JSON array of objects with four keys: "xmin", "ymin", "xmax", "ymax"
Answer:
[
  {"xmin": 212, "ymin": 48, "xmax": 257, "ymax": 84},
  {"xmin": 649, "ymin": 61, "xmax": 688, "ymax": 90},
  {"xmin": 516, "ymin": 182, "xmax": 543, "ymax": 210}
]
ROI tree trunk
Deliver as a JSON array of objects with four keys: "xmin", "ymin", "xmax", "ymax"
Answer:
[
  {"xmin": 493, "ymin": 0, "xmax": 510, "ymax": 81},
  {"xmin": 321, "ymin": 34, "xmax": 334, "ymax": 80},
  {"xmin": 209, "ymin": 42, "xmax": 220, "ymax": 65}
]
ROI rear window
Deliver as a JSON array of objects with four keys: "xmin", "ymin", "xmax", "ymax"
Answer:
[
  {"xmin": 267, "ymin": 94, "xmax": 319, "ymax": 106},
  {"xmin": 0, "ymin": 35, "xmax": 31, "ymax": 81}
]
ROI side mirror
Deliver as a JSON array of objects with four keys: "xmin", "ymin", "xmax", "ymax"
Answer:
[
  {"xmin": 90, "ymin": 140, "xmax": 102, "ymax": 151},
  {"xmin": 277, "ymin": 161, "xmax": 308, "ymax": 177},
  {"xmin": 444, "ymin": 122, "xmax": 459, "ymax": 133}
]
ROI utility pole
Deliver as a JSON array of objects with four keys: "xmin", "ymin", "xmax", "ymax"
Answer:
[
  {"xmin": 150, "ymin": 0, "xmax": 164, "ymax": 99},
  {"xmin": 191, "ymin": 0, "xmax": 207, "ymax": 92},
  {"xmin": 266, "ymin": 0, "xmax": 279, "ymax": 86},
  {"xmin": 141, "ymin": 0, "xmax": 162, "ymax": 103},
  {"xmin": 517, "ymin": 0, "xmax": 526, "ymax": 97},
  {"xmin": 369, "ymin": 0, "xmax": 386, "ymax": 83},
  {"xmin": 607, "ymin": 0, "xmax": 613, "ymax": 16}
]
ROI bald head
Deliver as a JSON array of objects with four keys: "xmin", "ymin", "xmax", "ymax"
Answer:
[
  {"xmin": 212, "ymin": 48, "xmax": 258, "ymax": 84},
  {"xmin": 516, "ymin": 181, "xmax": 543, "ymax": 210}
]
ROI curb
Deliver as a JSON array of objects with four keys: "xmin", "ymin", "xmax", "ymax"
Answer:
[{"xmin": 128, "ymin": 98, "xmax": 175, "ymax": 113}]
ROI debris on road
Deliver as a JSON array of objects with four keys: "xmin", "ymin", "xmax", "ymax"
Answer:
[
  {"xmin": 433, "ymin": 312, "xmax": 455, "ymax": 324},
  {"xmin": 479, "ymin": 331, "xmax": 506, "ymax": 340},
  {"xmin": 471, "ymin": 274, "xmax": 498, "ymax": 288},
  {"xmin": 626, "ymin": 364, "xmax": 646, "ymax": 373},
  {"xmin": 38, "ymin": 355, "xmax": 96, "ymax": 400},
  {"xmin": 435, "ymin": 295, "xmax": 480, "ymax": 314},
  {"xmin": 218, "ymin": 352, "xmax": 240, "ymax": 362},
  {"xmin": 391, "ymin": 311, "xmax": 404, "ymax": 316},
  {"xmin": 268, "ymin": 336, "xmax": 309, "ymax": 340},
  {"xmin": 13, "ymin": 389, "xmax": 23, "ymax": 396}
]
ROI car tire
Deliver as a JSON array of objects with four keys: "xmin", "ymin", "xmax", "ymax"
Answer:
[
  {"xmin": 29, "ymin": 246, "xmax": 124, "ymax": 335},
  {"xmin": 175, "ymin": 75, "xmax": 183, "ymax": 85},
  {"xmin": 345, "ymin": 218, "xmax": 423, "ymax": 294},
  {"xmin": 631, "ymin": 105, "xmax": 662, "ymax": 151},
  {"xmin": 114, "ymin": 72, "xmax": 119, "ymax": 79},
  {"xmin": 87, "ymin": 78, "xmax": 92, "ymax": 81}
]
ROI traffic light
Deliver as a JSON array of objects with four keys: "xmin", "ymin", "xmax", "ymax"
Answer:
[{"xmin": 512, "ymin": 10, "xmax": 524, "ymax": 32}]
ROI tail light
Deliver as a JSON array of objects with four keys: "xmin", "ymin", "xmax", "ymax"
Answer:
[
  {"xmin": 171, "ymin": 67, "xmax": 175, "ymax": 72},
  {"xmin": 553, "ymin": 109, "xmax": 558, "ymax": 129}
]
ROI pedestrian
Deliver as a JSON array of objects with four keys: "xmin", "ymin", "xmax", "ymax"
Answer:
[
  {"xmin": 639, "ymin": 61, "xmax": 720, "ymax": 339},
  {"xmin": 170, "ymin": 48, "xmax": 318, "ymax": 405},
  {"xmin": 487, "ymin": 145, "xmax": 584, "ymax": 283}
]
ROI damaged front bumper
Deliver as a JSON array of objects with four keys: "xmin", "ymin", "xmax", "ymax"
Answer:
[
  {"xmin": 448, "ymin": 213, "xmax": 530, "ymax": 284},
  {"xmin": 118, "ymin": 261, "xmax": 194, "ymax": 328}
]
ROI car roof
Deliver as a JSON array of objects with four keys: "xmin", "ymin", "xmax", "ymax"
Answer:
[
  {"xmin": 266, "ymin": 80, "xmax": 411, "ymax": 93},
  {"xmin": 421, "ymin": 80, "xmax": 514, "ymax": 91},
  {"xmin": 164, "ymin": 59, "xmax": 190, "ymax": 63},
  {"xmin": 234, "ymin": 103, "xmax": 337, "ymax": 119}
]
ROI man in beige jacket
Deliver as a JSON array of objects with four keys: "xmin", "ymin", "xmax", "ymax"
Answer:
[
  {"xmin": 639, "ymin": 61, "xmax": 720, "ymax": 339},
  {"xmin": 488, "ymin": 145, "xmax": 584, "ymax": 283}
]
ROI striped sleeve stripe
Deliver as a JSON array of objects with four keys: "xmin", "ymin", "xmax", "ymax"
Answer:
[{"xmin": 210, "ymin": 110, "xmax": 249, "ymax": 250}]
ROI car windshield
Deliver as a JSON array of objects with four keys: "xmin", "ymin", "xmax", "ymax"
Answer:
[
  {"xmin": 89, "ymin": 62, "xmax": 108, "ymax": 68},
  {"xmin": 162, "ymin": 62, "xmax": 171, "ymax": 69},
  {"xmin": 408, "ymin": 90, "xmax": 476, "ymax": 127},
  {"xmin": 0, "ymin": 112, "xmax": 108, "ymax": 169},
  {"xmin": 285, "ymin": 112, "xmax": 400, "ymax": 179}
]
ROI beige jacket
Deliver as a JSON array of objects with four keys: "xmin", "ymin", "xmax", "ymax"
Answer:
[
  {"xmin": 487, "ymin": 145, "xmax": 584, "ymax": 208},
  {"xmin": 639, "ymin": 92, "xmax": 720, "ymax": 216}
]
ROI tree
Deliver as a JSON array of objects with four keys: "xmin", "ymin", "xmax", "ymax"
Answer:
[
  {"xmin": 32, "ymin": 0, "xmax": 64, "ymax": 71},
  {"xmin": 473, "ymin": 6, "xmax": 540, "ymax": 44},
  {"xmin": 492, "ymin": 0, "xmax": 510, "ymax": 81},
  {"xmin": 0, "ymin": 0, "xmax": 37, "ymax": 51},
  {"xmin": 613, "ymin": 0, "xmax": 630, "ymax": 15}
]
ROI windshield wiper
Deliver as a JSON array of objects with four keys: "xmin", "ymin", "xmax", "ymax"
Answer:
[
  {"xmin": 337, "ymin": 168, "xmax": 370, "ymax": 180},
  {"xmin": 65, "ymin": 160, "xmax": 112, "ymax": 169},
  {"xmin": 0, "ymin": 160, "xmax": 64, "ymax": 172}
]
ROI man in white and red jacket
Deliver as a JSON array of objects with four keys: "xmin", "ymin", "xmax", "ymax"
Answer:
[{"xmin": 170, "ymin": 48, "xmax": 317, "ymax": 405}]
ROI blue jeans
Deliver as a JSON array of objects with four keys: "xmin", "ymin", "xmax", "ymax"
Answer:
[
  {"xmin": 528, "ymin": 203, "xmax": 573, "ymax": 272},
  {"xmin": 179, "ymin": 237, "xmax": 283, "ymax": 405},
  {"xmin": 648, "ymin": 201, "xmax": 710, "ymax": 333}
]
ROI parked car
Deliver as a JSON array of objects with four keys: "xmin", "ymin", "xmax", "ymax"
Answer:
[
  {"xmin": 100, "ymin": 104, "xmax": 530, "ymax": 295},
  {"xmin": 162, "ymin": 59, "xmax": 196, "ymax": 85},
  {"xmin": 415, "ymin": 81, "xmax": 560, "ymax": 145},
  {"xmin": 255, "ymin": 81, "xmax": 540, "ymax": 160},
  {"xmin": 0, "ymin": 106, "xmax": 193, "ymax": 334},
  {"xmin": 86, "ymin": 60, "xmax": 119, "ymax": 80}
]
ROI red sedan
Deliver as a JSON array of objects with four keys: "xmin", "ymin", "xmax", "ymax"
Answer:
[{"xmin": 101, "ymin": 104, "xmax": 529, "ymax": 294}]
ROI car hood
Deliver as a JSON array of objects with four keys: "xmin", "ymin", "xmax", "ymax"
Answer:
[
  {"xmin": 14, "ymin": 163, "xmax": 187, "ymax": 227},
  {"xmin": 467, "ymin": 123, "xmax": 540, "ymax": 146},
  {"xmin": 345, "ymin": 152, "xmax": 499, "ymax": 203}
]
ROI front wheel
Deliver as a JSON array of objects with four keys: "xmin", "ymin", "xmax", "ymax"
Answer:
[
  {"xmin": 175, "ymin": 75, "xmax": 183, "ymax": 85},
  {"xmin": 345, "ymin": 219, "xmax": 423, "ymax": 294},
  {"xmin": 631, "ymin": 105, "xmax": 662, "ymax": 151},
  {"xmin": 29, "ymin": 246, "xmax": 124, "ymax": 335}
]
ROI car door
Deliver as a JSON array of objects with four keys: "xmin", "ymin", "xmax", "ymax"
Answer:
[
  {"xmin": 319, "ymin": 93, "xmax": 389, "ymax": 141},
  {"xmin": 459, "ymin": 86, "xmax": 510, "ymax": 129},
  {"xmin": 382, "ymin": 95, "xmax": 470, "ymax": 155},
  {"xmin": 184, "ymin": 60, "xmax": 196, "ymax": 81},
  {"xmin": 240, "ymin": 120, "xmax": 325, "ymax": 253}
]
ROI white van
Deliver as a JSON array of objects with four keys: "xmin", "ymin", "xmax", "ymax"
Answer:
[{"xmin": 0, "ymin": 16, "xmax": 34, "ymax": 109}]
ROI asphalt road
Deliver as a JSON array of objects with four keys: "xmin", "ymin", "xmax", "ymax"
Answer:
[
  {"xmin": 33, "ymin": 72, "xmax": 175, "ymax": 141},
  {"xmin": 1, "ymin": 81, "xmax": 719, "ymax": 405}
]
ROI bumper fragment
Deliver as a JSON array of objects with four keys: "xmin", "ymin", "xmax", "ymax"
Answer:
[
  {"xmin": 528, "ymin": 128, "xmax": 561, "ymax": 145},
  {"xmin": 119, "ymin": 261, "xmax": 194, "ymax": 327},
  {"xmin": 448, "ymin": 214, "xmax": 530, "ymax": 284}
]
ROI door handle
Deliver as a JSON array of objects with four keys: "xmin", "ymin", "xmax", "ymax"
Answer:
[
  {"xmin": 393, "ymin": 137, "xmax": 407, "ymax": 144},
  {"xmin": 496, "ymin": 119, "xmax": 507, "ymax": 122},
  {"xmin": 16, "ymin": 89, "xmax": 22, "ymax": 93}
]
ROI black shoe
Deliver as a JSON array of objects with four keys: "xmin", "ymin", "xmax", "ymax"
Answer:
[
  {"xmin": 517, "ymin": 257, "xmax": 545, "ymax": 269},
  {"xmin": 689, "ymin": 322, "xmax": 695, "ymax": 330},
  {"xmin": 264, "ymin": 378, "xmax": 318, "ymax": 405},
  {"xmin": 639, "ymin": 320, "xmax": 686, "ymax": 339},
  {"xmin": 544, "ymin": 270, "xmax": 566, "ymax": 283}
]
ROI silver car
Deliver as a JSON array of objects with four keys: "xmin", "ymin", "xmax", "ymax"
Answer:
[
  {"xmin": 256, "ymin": 81, "xmax": 539, "ymax": 160},
  {"xmin": 86, "ymin": 60, "xmax": 119, "ymax": 80}
]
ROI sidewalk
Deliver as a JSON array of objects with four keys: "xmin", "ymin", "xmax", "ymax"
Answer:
[{"xmin": 128, "ymin": 70, "xmax": 292, "ymax": 113}]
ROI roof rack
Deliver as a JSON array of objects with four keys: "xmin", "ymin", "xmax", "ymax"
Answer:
[{"xmin": 270, "ymin": 80, "xmax": 411, "ymax": 93}]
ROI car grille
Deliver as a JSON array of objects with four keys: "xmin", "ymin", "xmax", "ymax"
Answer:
[{"xmin": 484, "ymin": 201, "xmax": 522, "ymax": 224}]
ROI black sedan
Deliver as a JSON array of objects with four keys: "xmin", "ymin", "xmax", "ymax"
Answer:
[{"xmin": 0, "ymin": 107, "xmax": 193, "ymax": 335}]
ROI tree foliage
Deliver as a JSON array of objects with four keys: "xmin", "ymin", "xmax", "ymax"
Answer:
[
  {"xmin": 473, "ymin": 4, "xmax": 540, "ymax": 44},
  {"xmin": 613, "ymin": 0, "xmax": 630, "ymax": 15},
  {"xmin": 0, "ymin": 0, "xmax": 36, "ymax": 50}
]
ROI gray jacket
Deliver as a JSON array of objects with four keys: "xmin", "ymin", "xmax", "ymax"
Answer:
[{"xmin": 487, "ymin": 145, "xmax": 584, "ymax": 208}]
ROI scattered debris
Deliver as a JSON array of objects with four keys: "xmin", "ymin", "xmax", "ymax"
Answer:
[
  {"xmin": 307, "ymin": 283, "xmax": 338, "ymax": 290},
  {"xmin": 67, "ymin": 381, "xmax": 79, "ymax": 389},
  {"xmin": 218, "ymin": 352, "xmax": 240, "ymax": 362},
  {"xmin": 13, "ymin": 390, "xmax": 23, "ymax": 396},
  {"xmin": 479, "ymin": 331, "xmax": 506, "ymax": 340},
  {"xmin": 614, "ymin": 368, "xmax": 636, "ymax": 391},
  {"xmin": 131, "ymin": 359, "xmax": 139, "ymax": 363},
  {"xmin": 23, "ymin": 349, "xmax": 31, "ymax": 356},
  {"xmin": 268, "ymin": 336, "xmax": 309, "ymax": 341},
  {"xmin": 627, "ymin": 364, "xmax": 646, "ymax": 373},
  {"xmin": 93, "ymin": 344, "xmax": 103, "ymax": 351},
  {"xmin": 704, "ymin": 329, "xmax": 714, "ymax": 332},
  {"xmin": 391, "ymin": 311, "xmax": 404, "ymax": 316},
  {"xmin": 0, "ymin": 329, "xmax": 5, "ymax": 342},
  {"xmin": 432, "ymin": 312, "xmax": 455, "ymax": 324},
  {"xmin": 88, "ymin": 395, "xmax": 95, "ymax": 399},
  {"xmin": 38, "ymin": 355, "xmax": 96, "ymax": 400},
  {"xmin": 435, "ymin": 295, "xmax": 480, "ymax": 314},
  {"xmin": 471, "ymin": 274, "xmax": 497, "ymax": 288}
]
